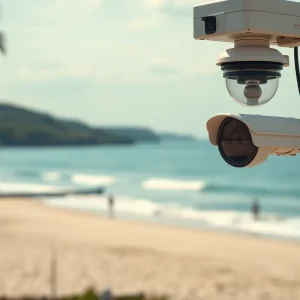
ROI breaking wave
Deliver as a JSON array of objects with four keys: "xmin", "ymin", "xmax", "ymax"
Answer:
[
  {"xmin": 143, "ymin": 178, "xmax": 206, "ymax": 191},
  {"xmin": 71, "ymin": 173, "xmax": 116, "ymax": 186}
]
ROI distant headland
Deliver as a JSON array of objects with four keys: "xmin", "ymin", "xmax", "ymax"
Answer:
[{"xmin": 0, "ymin": 103, "xmax": 198, "ymax": 147}]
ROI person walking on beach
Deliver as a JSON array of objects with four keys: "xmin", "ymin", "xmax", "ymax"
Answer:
[
  {"xmin": 251, "ymin": 198, "xmax": 260, "ymax": 221},
  {"xmin": 107, "ymin": 194, "xmax": 115, "ymax": 219}
]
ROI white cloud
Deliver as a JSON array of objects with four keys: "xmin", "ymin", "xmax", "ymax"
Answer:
[
  {"xmin": 95, "ymin": 65, "xmax": 124, "ymax": 83},
  {"xmin": 146, "ymin": 0, "xmax": 166, "ymax": 8},
  {"xmin": 146, "ymin": 0, "xmax": 195, "ymax": 9},
  {"xmin": 56, "ymin": 0, "xmax": 103, "ymax": 11},
  {"xmin": 17, "ymin": 62, "xmax": 94, "ymax": 83},
  {"xmin": 145, "ymin": 0, "xmax": 196, "ymax": 15},
  {"xmin": 124, "ymin": 17, "xmax": 156, "ymax": 30},
  {"xmin": 150, "ymin": 57, "xmax": 178, "ymax": 72},
  {"xmin": 86, "ymin": 0, "xmax": 103, "ymax": 10}
]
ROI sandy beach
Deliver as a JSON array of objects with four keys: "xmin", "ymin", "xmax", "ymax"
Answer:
[{"xmin": 0, "ymin": 199, "xmax": 299, "ymax": 300}]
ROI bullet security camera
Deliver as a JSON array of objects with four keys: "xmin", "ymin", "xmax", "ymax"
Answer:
[
  {"xmin": 206, "ymin": 114, "xmax": 300, "ymax": 168},
  {"xmin": 194, "ymin": 0, "xmax": 300, "ymax": 107}
]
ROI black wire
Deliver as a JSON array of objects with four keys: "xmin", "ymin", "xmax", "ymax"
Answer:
[{"xmin": 294, "ymin": 47, "xmax": 300, "ymax": 95}]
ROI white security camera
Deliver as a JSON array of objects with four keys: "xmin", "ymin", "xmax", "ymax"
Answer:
[
  {"xmin": 194, "ymin": 0, "xmax": 300, "ymax": 107},
  {"xmin": 206, "ymin": 113, "xmax": 300, "ymax": 168}
]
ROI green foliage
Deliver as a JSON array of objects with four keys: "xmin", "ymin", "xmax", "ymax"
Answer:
[
  {"xmin": 63, "ymin": 287, "xmax": 168, "ymax": 300},
  {"xmin": 0, "ymin": 103, "xmax": 135, "ymax": 146},
  {"xmin": 102, "ymin": 127, "xmax": 160, "ymax": 142},
  {"xmin": 0, "ymin": 287, "xmax": 169, "ymax": 300},
  {"xmin": 68, "ymin": 287, "xmax": 96, "ymax": 300},
  {"xmin": 159, "ymin": 132, "xmax": 197, "ymax": 141}
]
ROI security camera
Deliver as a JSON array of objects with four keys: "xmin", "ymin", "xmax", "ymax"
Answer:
[
  {"xmin": 206, "ymin": 113, "xmax": 300, "ymax": 168},
  {"xmin": 194, "ymin": 0, "xmax": 300, "ymax": 107}
]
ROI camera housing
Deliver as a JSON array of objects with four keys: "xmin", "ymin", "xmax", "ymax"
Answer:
[
  {"xmin": 206, "ymin": 113, "xmax": 300, "ymax": 168},
  {"xmin": 194, "ymin": 0, "xmax": 300, "ymax": 46},
  {"xmin": 194, "ymin": 0, "xmax": 300, "ymax": 106}
]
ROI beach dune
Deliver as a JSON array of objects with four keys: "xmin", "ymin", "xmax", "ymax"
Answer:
[{"xmin": 0, "ymin": 199, "xmax": 299, "ymax": 300}]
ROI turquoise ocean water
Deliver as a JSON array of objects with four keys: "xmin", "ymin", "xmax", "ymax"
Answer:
[{"xmin": 1, "ymin": 140, "xmax": 300, "ymax": 240}]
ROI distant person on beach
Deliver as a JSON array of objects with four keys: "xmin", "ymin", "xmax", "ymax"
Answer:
[
  {"xmin": 251, "ymin": 198, "xmax": 260, "ymax": 221},
  {"xmin": 108, "ymin": 194, "xmax": 115, "ymax": 219}
]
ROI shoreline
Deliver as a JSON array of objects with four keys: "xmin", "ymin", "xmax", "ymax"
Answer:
[
  {"xmin": 10, "ymin": 198, "xmax": 300, "ymax": 255},
  {"xmin": 42, "ymin": 197, "xmax": 300, "ymax": 244},
  {"xmin": 0, "ymin": 198, "xmax": 300, "ymax": 299}
]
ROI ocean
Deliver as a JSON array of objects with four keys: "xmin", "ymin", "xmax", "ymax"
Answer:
[{"xmin": 1, "ymin": 140, "xmax": 300, "ymax": 240}]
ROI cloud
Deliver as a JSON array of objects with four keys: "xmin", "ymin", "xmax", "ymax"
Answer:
[
  {"xmin": 1, "ymin": 0, "xmax": 219, "ymax": 96},
  {"xmin": 86, "ymin": 0, "xmax": 103, "ymax": 10},
  {"xmin": 124, "ymin": 17, "xmax": 156, "ymax": 30},
  {"xmin": 145, "ymin": 0, "xmax": 166, "ymax": 8},
  {"xmin": 150, "ymin": 58, "xmax": 180, "ymax": 74},
  {"xmin": 145, "ymin": 0, "xmax": 195, "ymax": 16},
  {"xmin": 17, "ymin": 61, "xmax": 94, "ymax": 83},
  {"xmin": 57, "ymin": 0, "xmax": 103, "ymax": 11},
  {"xmin": 95, "ymin": 65, "xmax": 125, "ymax": 84}
]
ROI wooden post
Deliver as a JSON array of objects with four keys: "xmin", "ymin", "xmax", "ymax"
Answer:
[{"xmin": 50, "ymin": 248, "xmax": 57, "ymax": 299}]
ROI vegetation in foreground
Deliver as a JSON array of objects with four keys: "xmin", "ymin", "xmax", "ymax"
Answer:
[{"xmin": 0, "ymin": 287, "xmax": 169, "ymax": 300}]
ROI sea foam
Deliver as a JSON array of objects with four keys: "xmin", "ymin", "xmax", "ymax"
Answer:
[
  {"xmin": 143, "ymin": 178, "xmax": 206, "ymax": 191},
  {"xmin": 43, "ymin": 194, "xmax": 300, "ymax": 240},
  {"xmin": 71, "ymin": 173, "xmax": 116, "ymax": 186}
]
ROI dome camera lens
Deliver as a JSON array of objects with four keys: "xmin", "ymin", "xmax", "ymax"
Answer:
[
  {"xmin": 217, "ymin": 118, "xmax": 258, "ymax": 168},
  {"xmin": 226, "ymin": 76, "xmax": 279, "ymax": 107},
  {"xmin": 221, "ymin": 62, "xmax": 283, "ymax": 107},
  {"xmin": 243, "ymin": 82, "xmax": 262, "ymax": 106}
]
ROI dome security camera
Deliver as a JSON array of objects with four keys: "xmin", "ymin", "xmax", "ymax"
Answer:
[
  {"xmin": 206, "ymin": 114, "xmax": 300, "ymax": 168},
  {"xmin": 194, "ymin": 0, "xmax": 300, "ymax": 107},
  {"xmin": 217, "ymin": 41, "xmax": 288, "ymax": 107}
]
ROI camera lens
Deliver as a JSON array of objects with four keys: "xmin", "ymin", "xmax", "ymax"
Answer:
[
  {"xmin": 217, "ymin": 117, "xmax": 258, "ymax": 168},
  {"xmin": 207, "ymin": 20, "xmax": 215, "ymax": 30},
  {"xmin": 243, "ymin": 82, "xmax": 262, "ymax": 106},
  {"xmin": 202, "ymin": 16, "xmax": 217, "ymax": 35},
  {"xmin": 221, "ymin": 62, "xmax": 283, "ymax": 107}
]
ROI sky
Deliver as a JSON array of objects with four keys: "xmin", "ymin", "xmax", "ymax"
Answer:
[{"xmin": 0, "ymin": 0, "xmax": 299, "ymax": 137}]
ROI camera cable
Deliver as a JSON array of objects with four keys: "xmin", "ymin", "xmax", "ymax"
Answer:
[{"xmin": 294, "ymin": 47, "xmax": 300, "ymax": 94}]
